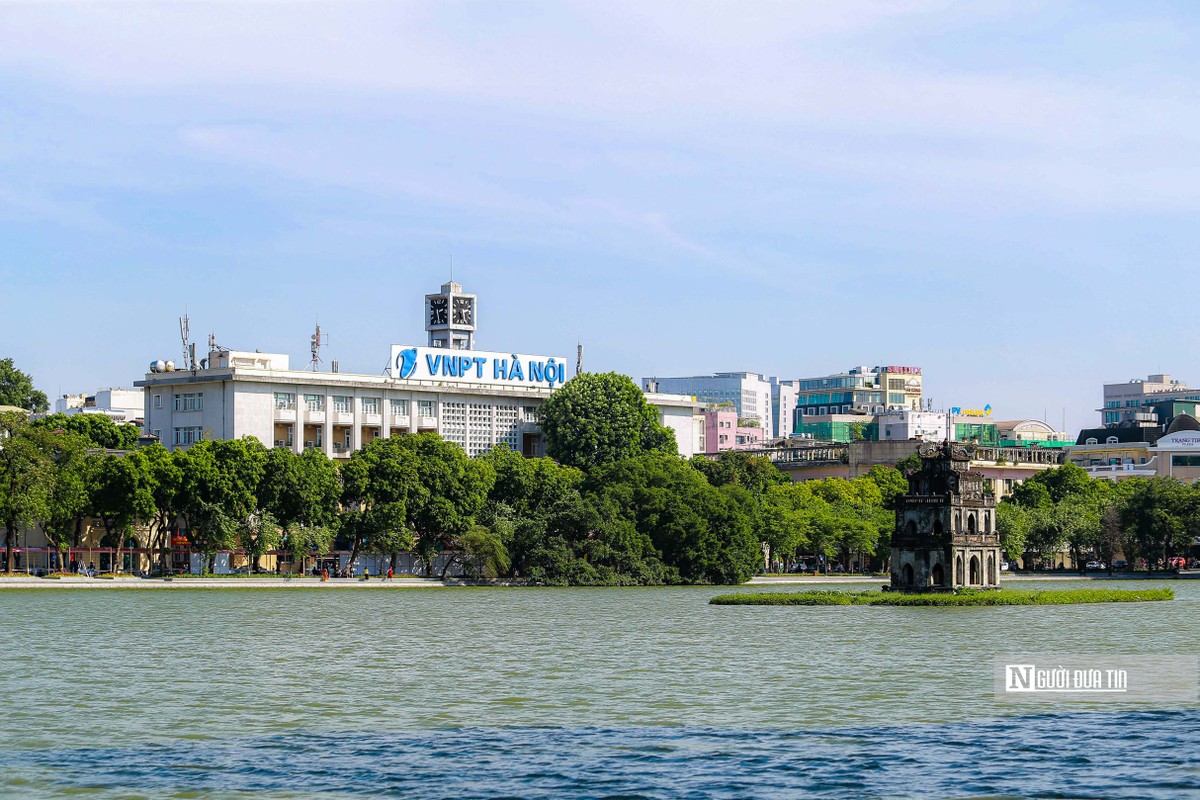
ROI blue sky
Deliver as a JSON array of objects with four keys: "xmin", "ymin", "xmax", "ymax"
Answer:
[{"xmin": 2, "ymin": 1, "xmax": 1199, "ymax": 433}]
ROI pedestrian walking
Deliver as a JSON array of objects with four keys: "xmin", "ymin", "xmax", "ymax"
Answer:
[{"xmin": 387, "ymin": 567, "xmax": 394, "ymax": 582}]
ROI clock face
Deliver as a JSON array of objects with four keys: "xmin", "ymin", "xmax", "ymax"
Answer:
[
  {"xmin": 452, "ymin": 297, "xmax": 474, "ymax": 325},
  {"xmin": 429, "ymin": 297, "xmax": 448, "ymax": 326}
]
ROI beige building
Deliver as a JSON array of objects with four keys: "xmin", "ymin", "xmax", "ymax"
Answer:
[{"xmin": 1069, "ymin": 414, "xmax": 1200, "ymax": 483}]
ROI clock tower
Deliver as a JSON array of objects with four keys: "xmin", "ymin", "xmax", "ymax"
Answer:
[{"xmin": 425, "ymin": 280, "xmax": 477, "ymax": 350}]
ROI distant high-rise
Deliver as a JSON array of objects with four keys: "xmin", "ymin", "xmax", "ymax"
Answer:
[
  {"xmin": 641, "ymin": 372, "xmax": 775, "ymax": 438},
  {"xmin": 1100, "ymin": 374, "xmax": 1200, "ymax": 426},
  {"xmin": 793, "ymin": 365, "xmax": 923, "ymax": 422}
]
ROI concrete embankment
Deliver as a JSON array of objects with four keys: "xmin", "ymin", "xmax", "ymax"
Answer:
[{"xmin": 0, "ymin": 576, "xmax": 448, "ymax": 589}]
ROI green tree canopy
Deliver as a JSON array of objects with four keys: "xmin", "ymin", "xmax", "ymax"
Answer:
[
  {"xmin": 690, "ymin": 450, "xmax": 789, "ymax": 496},
  {"xmin": 0, "ymin": 358, "xmax": 48, "ymax": 413},
  {"xmin": 340, "ymin": 436, "xmax": 422, "ymax": 570},
  {"xmin": 0, "ymin": 413, "xmax": 55, "ymax": 573},
  {"xmin": 393, "ymin": 433, "xmax": 495, "ymax": 577},
  {"xmin": 587, "ymin": 451, "xmax": 761, "ymax": 584},
  {"xmin": 31, "ymin": 413, "xmax": 139, "ymax": 450},
  {"xmin": 540, "ymin": 372, "xmax": 676, "ymax": 469}
]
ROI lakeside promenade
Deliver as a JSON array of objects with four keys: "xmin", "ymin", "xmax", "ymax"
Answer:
[{"xmin": 1, "ymin": 573, "xmax": 1191, "ymax": 589}]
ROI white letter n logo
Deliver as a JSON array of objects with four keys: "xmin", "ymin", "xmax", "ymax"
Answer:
[{"xmin": 1007, "ymin": 664, "xmax": 1035, "ymax": 692}]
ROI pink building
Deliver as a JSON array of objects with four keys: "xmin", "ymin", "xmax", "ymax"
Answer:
[{"xmin": 704, "ymin": 409, "xmax": 764, "ymax": 454}]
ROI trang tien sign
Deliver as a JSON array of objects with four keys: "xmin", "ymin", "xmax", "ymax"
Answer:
[{"xmin": 389, "ymin": 345, "xmax": 569, "ymax": 389}]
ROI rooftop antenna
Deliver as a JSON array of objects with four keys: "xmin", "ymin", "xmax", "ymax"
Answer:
[
  {"xmin": 309, "ymin": 322, "xmax": 328, "ymax": 371},
  {"xmin": 576, "ymin": 343, "xmax": 583, "ymax": 377},
  {"xmin": 179, "ymin": 314, "xmax": 197, "ymax": 374}
]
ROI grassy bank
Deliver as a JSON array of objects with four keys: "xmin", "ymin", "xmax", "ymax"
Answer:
[{"xmin": 710, "ymin": 587, "xmax": 1175, "ymax": 606}]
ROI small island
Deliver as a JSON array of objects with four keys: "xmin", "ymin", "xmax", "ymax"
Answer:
[{"xmin": 710, "ymin": 587, "xmax": 1174, "ymax": 606}]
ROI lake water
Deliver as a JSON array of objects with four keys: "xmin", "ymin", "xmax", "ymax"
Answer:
[{"xmin": 1, "ymin": 580, "xmax": 1196, "ymax": 798}]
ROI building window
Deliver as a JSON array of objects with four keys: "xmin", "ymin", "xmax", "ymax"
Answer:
[
  {"xmin": 333, "ymin": 396, "xmax": 352, "ymax": 413},
  {"xmin": 152, "ymin": 429, "xmax": 161, "ymax": 440},
  {"xmin": 153, "ymin": 394, "xmax": 162, "ymax": 409},
  {"xmin": 391, "ymin": 399, "xmax": 409, "ymax": 416},
  {"xmin": 173, "ymin": 426, "xmax": 203, "ymax": 446},
  {"xmin": 419, "ymin": 400, "xmax": 435, "ymax": 418},
  {"xmin": 175, "ymin": 392, "xmax": 203, "ymax": 412},
  {"xmin": 1086, "ymin": 438, "xmax": 1098, "ymax": 445},
  {"xmin": 361, "ymin": 397, "xmax": 380, "ymax": 415},
  {"xmin": 305, "ymin": 394, "xmax": 324, "ymax": 412},
  {"xmin": 1106, "ymin": 436, "xmax": 1119, "ymax": 444},
  {"xmin": 273, "ymin": 392, "xmax": 295, "ymax": 411}
]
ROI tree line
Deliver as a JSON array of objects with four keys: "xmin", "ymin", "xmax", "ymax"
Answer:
[
  {"xmin": 0, "ymin": 373, "xmax": 917, "ymax": 583},
  {"xmin": 997, "ymin": 462, "xmax": 1200, "ymax": 571}
]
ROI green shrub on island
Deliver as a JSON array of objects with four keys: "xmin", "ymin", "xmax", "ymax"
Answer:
[{"xmin": 709, "ymin": 587, "xmax": 1175, "ymax": 606}]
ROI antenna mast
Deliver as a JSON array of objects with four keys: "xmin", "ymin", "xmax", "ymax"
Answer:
[
  {"xmin": 179, "ymin": 314, "xmax": 197, "ymax": 373},
  {"xmin": 309, "ymin": 322, "xmax": 329, "ymax": 371},
  {"xmin": 576, "ymin": 343, "xmax": 583, "ymax": 377}
]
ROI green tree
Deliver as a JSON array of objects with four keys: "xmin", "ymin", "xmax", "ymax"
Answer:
[
  {"xmin": 690, "ymin": 450, "xmax": 789, "ymax": 495},
  {"xmin": 0, "ymin": 413, "xmax": 54, "ymax": 573},
  {"xmin": 757, "ymin": 482, "xmax": 815, "ymax": 570},
  {"xmin": 238, "ymin": 511, "xmax": 282, "ymax": 573},
  {"xmin": 865, "ymin": 465, "xmax": 909, "ymax": 510},
  {"xmin": 31, "ymin": 413, "xmax": 140, "ymax": 450},
  {"xmin": 90, "ymin": 452, "xmax": 155, "ymax": 573},
  {"xmin": 894, "ymin": 453, "xmax": 922, "ymax": 477},
  {"xmin": 41, "ymin": 433, "xmax": 93, "ymax": 572},
  {"xmin": 996, "ymin": 501, "xmax": 1031, "ymax": 562},
  {"xmin": 1120, "ymin": 477, "xmax": 1193, "ymax": 570},
  {"xmin": 587, "ymin": 451, "xmax": 760, "ymax": 584},
  {"xmin": 178, "ymin": 438, "xmax": 268, "ymax": 573},
  {"xmin": 461, "ymin": 525, "xmax": 511, "ymax": 579},
  {"xmin": 392, "ymin": 434, "xmax": 494, "ymax": 578},
  {"xmin": 540, "ymin": 372, "xmax": 676, "ymax": 469},
  {"xmin": 340, "ymin": 437, "xmax": 422, "ymax": 574},
  {"xmin": 259, "ymin": 447, "xmax": 340, "ymax": 572},
  {"xmin": 0, "ymin": 358, "xmax": 48, "ymax": 413},
  {"xmin": 140, "ymin": 445, "xmax": 184, "ymax": 575}
]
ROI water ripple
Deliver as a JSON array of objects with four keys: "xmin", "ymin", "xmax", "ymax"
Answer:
[{"xmin": 3, "ymin": 711, "xmax": 1197, "ymax": 800}]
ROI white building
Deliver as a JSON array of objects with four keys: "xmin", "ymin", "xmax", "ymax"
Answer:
[
  {"xmin": 137, "ymin": 280, "xmax": 705, "ymax": 460},
  {"xmin": 878, "ymin": 409, "xmax": 952, "ymax": 442},
  {"xmin": 641, "ymin": 372, "xmax": 776, "ymax": 438},
  {"xmin": 53, "ymin": 388, "xmax": 143, "ymax": 424},
  {"xmin": 1101, "ymin": 374, "xmax": 1200, "ymax": 425},
  {"xmin": 136, "ymin": 347, "xmax": 704, "ymax": 460},
  {"xmin": 769, "ymin": 377, "xmax": 798, "ymax": 440}
]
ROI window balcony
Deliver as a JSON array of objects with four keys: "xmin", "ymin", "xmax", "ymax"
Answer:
[
  {"xmin": 305, "ymin": 410, "xmax": 326, "ymax": 424},
  {"xmin": 274, "ymin": 408, "xmax": 297, "ymax": 422}
]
